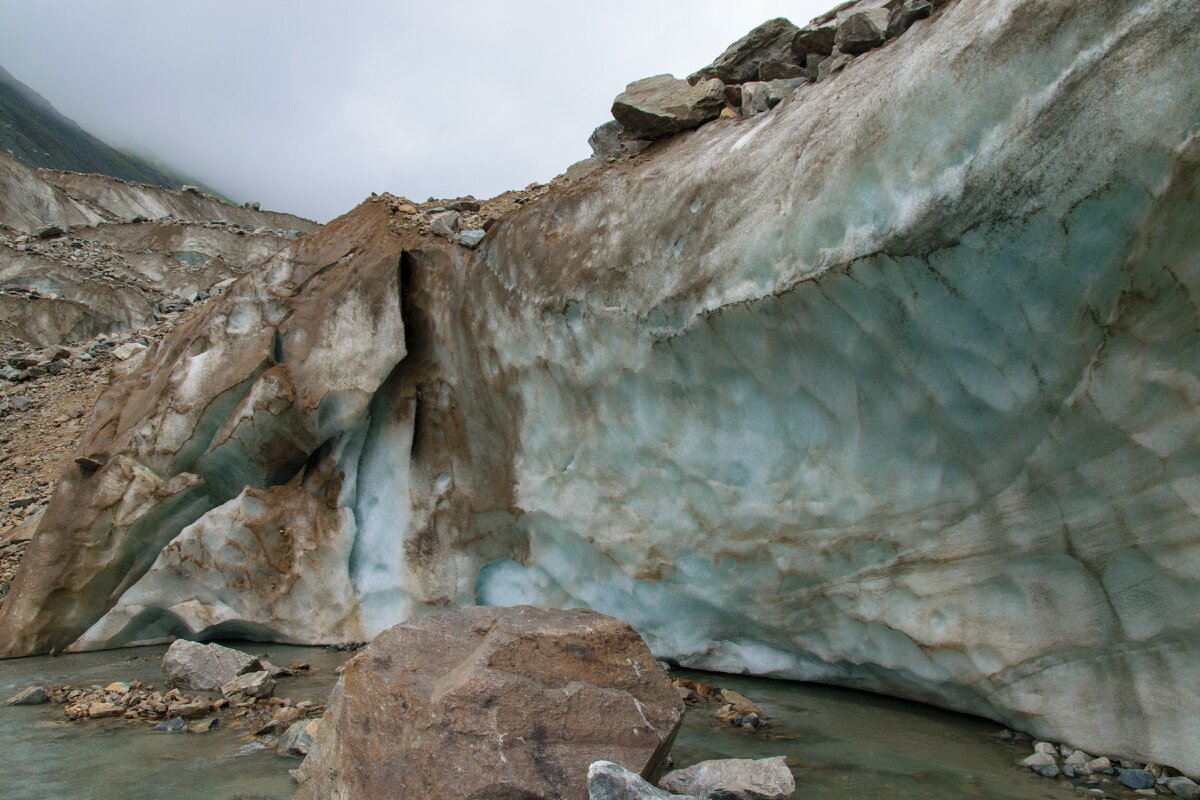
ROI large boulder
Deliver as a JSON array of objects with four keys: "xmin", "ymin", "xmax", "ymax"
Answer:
[
  {"xmin": 589, "ymin": 762, "xmax": 687, "ymax": 800},
  {"xmin": 161, "ymin": 639, "xmax": 260, "ymax": 691},
  {"xmin": 294, "ymin": 606, "xmax": 684, "ymax": 800},
  {"xmin": 611, "ymin": 75, "xmax": 726, "ymax": 139},
  {"xmin": 690, "ymin": 18, "xmax": 804, "ymax": 84}
]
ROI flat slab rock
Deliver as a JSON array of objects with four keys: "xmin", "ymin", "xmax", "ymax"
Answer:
[
  {"xmin": 293, "ymin": 606, "xmax": 685, "ymax": 800},
  {"xmin": 660, "ymin": 756, "xmax": 795, "ymax": 800},
  {"xmin": 161, "ymin": 639, "xmax": 261, "ymax": 691}
]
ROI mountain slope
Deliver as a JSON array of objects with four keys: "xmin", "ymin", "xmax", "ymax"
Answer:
[{"xmin": 0, "ymin": 63, "xmax": 183, "ymax": 189}]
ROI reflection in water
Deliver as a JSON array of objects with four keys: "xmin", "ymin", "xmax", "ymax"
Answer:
[{"xmin": 2, "ymin": 646, "xmax": 1086, "ymax": 800}]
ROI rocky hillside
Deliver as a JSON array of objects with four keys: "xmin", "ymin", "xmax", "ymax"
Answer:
[
  {"xmin": 0, "ymin": 150, "xmax": 318, "ymax": 346},
  {"xmin": 2, "ymin": 0, "xmax": 1198, "ymax": 782},
  {"xmin": 0, "ymin": 63, "xmax": 189, "ymax": 189}
]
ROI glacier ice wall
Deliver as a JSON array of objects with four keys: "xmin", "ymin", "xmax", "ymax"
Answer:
[{"xmin": 3, "ymin": 0, "xmax": 1199, "ymax": 776}]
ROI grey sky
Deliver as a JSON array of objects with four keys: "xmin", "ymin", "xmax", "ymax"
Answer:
[{"xmin": 0, "ymin": 1, "xmax": 828, "ymax": 222}]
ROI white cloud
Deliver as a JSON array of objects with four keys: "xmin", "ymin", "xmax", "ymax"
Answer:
[{"xmin": 0, "ymin": 0, "xmax": 830, "ymax": 221}]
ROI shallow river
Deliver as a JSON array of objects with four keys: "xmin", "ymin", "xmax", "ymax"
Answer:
[{"xmin": 2, "ymin": 643, "xmax": 1097, "ymax": 800}]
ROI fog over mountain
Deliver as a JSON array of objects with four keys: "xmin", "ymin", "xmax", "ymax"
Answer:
[{"xmin": 0, "ymin": 1, "xmax": 822, "ymax": 221}]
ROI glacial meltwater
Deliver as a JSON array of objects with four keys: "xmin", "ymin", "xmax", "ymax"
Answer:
[{"xmin": 2, "ymin": 645, "xmax": 1095, "ymax": 800}]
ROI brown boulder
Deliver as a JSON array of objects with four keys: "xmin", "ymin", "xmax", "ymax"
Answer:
[{"xmin": 294, "ymin": 606, "xmax": 684, "ymax": 800}]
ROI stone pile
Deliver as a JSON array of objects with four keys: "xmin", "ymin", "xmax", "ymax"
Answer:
[
  {"xmin": 1007, "ymin": 734, "xmax": 1200, "ymax": 799},
  {"xmin": 671, "ymin": 677, "xmax": 769, "ymax": 731},
  {"xmin": 581, "ymin": 0, "xmax": 949, "ymax": 171},
  {"xmin": 3, "ymin": 674, "xmax": 323, "ymax": 736},
  {"xmin": 368, "ymin": 181, "xmax": 556, "ymax": 249}
]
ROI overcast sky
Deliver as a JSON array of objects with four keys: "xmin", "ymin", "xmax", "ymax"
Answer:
[{"xmin": 0, "ymin": 1, "xmax": 828, "ymax": 222}]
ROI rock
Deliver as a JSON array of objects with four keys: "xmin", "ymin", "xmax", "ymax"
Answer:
[
  {"xmin": 565, "ymin": 158, "xmax": 604, "ymax": 182},
  {"xmin": 187, "ymin": 717, "xmax": 219, "ymax": 733},
  {"xmin": 1065, "ymin": 750, "xmax": 1091, "ymax": 766},
  {"xmin": 221, "ymin": 670, "xmax": 275, "ymax": 698},
  {"xmin": 10, "ymin": 396, "xmax": 31, "ymax": 412},
  {"xmin": 660, "ymin": 756, "xmax": 794, "ymax": 799},
  {"xmin": 293, "ymin": 606, "xmax": 684, "ymax": 800},
  {"xmin": 1086, "ymin": 757, "xmax": 1115, "ymax": 775},
  {"xmin": 1020, "ymin": 752, "xmax": 1057, "ymax": 768},
  {"xmin": 429, "ymin": 210, "xmax": 460, "ymax": 238},
  {"xmin": 103, "ymin": 681, "xmax": 131, "ymax": 693},
  {"xmin": 167, "ymin": 700, "xmax": 209, "ymax": 719},
  {"xmin": 589, "ymin": 120, "xmax": 654, "ymax": 161},
  {"xmin": 1034, "ymin": 741, "xmax": 1058, "ymax": 755},
  {"xmin": 458, "ymin": 229, "xmax": 486, "ymax": 248},
  {"xmin": 278, "ymin": 718, "xmax": 321, "ymax": 757},
  {"xmin": 153, "ymin": 716, "xmax": 187, "ymax": 733},
  {"xmin": 1085, "ymin": 791, "xmax": 1105, "ymax": 800},
  {"xmin": 835, "ymin": 8, "xmax": 890, "ymax": 55},
  {"xmin": 1032, "ymin": 763, "xmax": 1061, "ymax": 779},
  {"xmin": 1166, "ymin": 776, "xmax": 1200, "ymax": 800},
  {"xmin": 589, "ymin": 761, "xmax": 686, "ymax": 800},
  {"xmin": 34, "ymin": 225, "xmax": 63, "ymax": 239},
  {"xmin": 690, "ymin": 18, "xmax": 803, "ymax": 85},
  {"xmin": 87, "ymin": 702, "xmax": 124, "ymax": 719},
  {"xmin": 888, "ymin": 0, "xmax": 934, "ymax": 37},
  {"xmin": 816, "ymin": 52, "xmax": 853, "ymax": 82},
  {"xmin": 162, "ymin": 640, "xmax": 261, "ymax": 691},
  {"xmin": 791, "ymin": 21, "xmax": 838, "ymax": 57},
  {"xmin": 110, "ymin": 342, "xmax": 148, "ymax": 361},
  {"xmin": 612, "ymin": 75, "xmax": 727, "ymax": 139},
  {"xmin": 719, "ymin": 689, "xmax": 765, "ymax": 717},
  {"xmin": 5, "ymin": 685, "xmax": 49, "ymax": 705},
  {"xmin": 1119, "ymin": 770, "xmax": 1157, "ymax": 790}
]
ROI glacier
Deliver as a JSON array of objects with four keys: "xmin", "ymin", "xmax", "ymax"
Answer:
[{"xmin": 2, "ymin": 0, "xmax": 1199, "ymax": 776}]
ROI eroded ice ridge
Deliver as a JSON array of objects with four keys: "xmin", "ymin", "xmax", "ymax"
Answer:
[{"xmin": 2, "ymin": 0, "xmax": 1199, "ymax": 777}]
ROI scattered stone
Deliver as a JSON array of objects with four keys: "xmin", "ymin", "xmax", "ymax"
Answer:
[
  {"xmin": 87, "ymin": 702, "xmax": 124, "ymax": 719},
  {"xmin": 564, "ymin": 158, "xmax": 603, "ymax": 182},
  {"xmin": 153, "ymin": 716, "xmax": 187, "ymax": 733},
  {"xmin": 1032, "ymin": 763, "xmax": 1061, "ymax": 779},
  {"xmin": 888, "ymin": 0, "xmax": 934, "ymax": 37},
  {"xmin": 1034, "ymin": 741, "xmax": 1058, "ymax": 756},
  {"xmin": 612, "ymin": 74, "xmax": 727, "ymax": 140},
  {"xmin": 278, "ymin": 718, "xmax": 321, "ymax": 757},
  {"xmin": 1119, "ymin": 769, "xmax": 1157, "ymax": 790},
  {"xmin": 1020, "ymin": 752, "xmax": 1057, "ymax": 768},
  {"xmin": 1087, "ymin": 757, "xmax": 1115, "ymax": 775},
  {"xmin": 588, "ymin": 120, "xmax": 652, "ymax": 161},
  {"xmin": 588, "ymin": 761, "xmax": 685, "ymax": 800},
  {"xmin": 292, "ymin": 606, "xmax": 684, "ymax": 800},
  {"xmin": 428, "ymin": 210, "xmax": 460, "ymax": 238},
  {"xmin": 1066, "ymin": 750, "xmax": 1092, "ymax": 766},
  {"xmin": 835, "ymin": 8, "xmax": 890, "ymax": 55},
  {"xmin": 719, "ymin": 689, "xmax": 765, "ymax": 717},
  {"xmin": 110, "ymin": 342, "xmax": 148, "ymax": 361},
  {"xmin": 167, "ymin": 700, "xmax": 209, "ymax": 719},
  {"xmin": 816, "ymin": 52, "xmax": 853, "ymax": 82},
  {"xmin": 791, "ymin": 21, "xmax": 838, "ymax": 57},
  {"xmin": 103, "ymin": 681, "xmax": 131, "ymax": 693},
  {"xmin": 221, "ymin": 670, "xmax": 275, "ymax": 699},
  {"xmin": 660, "ymin": 756, "xmax": 795, "ymax": 800},
  {"xmin": 162, "ymin": 639, "xmax": 262, "ymax": 691},
  {"xmin": 5, "ymin": 685, "xmax": 49, "ymax": 705},
  {"xmin": 187, "ymin": 717, "xmax": 220, "ymax": 733},
  {"xmin": 34, "ymin": 225, "xmax": 64, "ymax": 240},
  {"xmin": 690, "ymin": 18, "xmax": 802, "ymax": 85},
  {"xmin": 1166, "ymin": 776, "xmax": 1200, "ymax": 800},
  {"xmin": 10, "ymin": 396, "xmax": 31, "ymax": 412},
  {"xmin": 458, "ymin": 229, "xmax": 486, "ymax": 248}
]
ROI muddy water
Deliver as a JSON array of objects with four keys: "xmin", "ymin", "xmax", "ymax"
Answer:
[{"xmin": 3, "ymin": 645, "xmax": 1095, "ymax": 800}]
